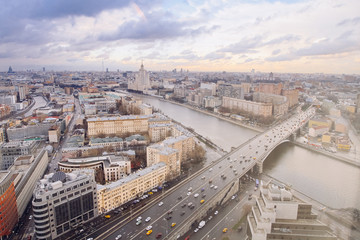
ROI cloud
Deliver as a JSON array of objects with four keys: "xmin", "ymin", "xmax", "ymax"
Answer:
[
  {"xmin": 264, "ymin": 34, "xmax": 301, "ymax": 45},
  {"xmin": 337, "ymin": 17, "xmax": 360, "ymax": 26},
  {"xmin": 99, "ymin": 10, "xmax": 218, "ymax": 41},
  {"xmin": 272, "ymin": 49, "xmax": 281, "ymax": 55}
]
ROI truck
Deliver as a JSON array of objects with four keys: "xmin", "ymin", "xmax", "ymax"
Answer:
[{"xmin": 198, "ymin": 220, "xmax": 206, "ymax": 229}]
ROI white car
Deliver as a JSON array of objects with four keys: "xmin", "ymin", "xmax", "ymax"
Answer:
[
  {"xmin": 194, "ymin": 228, "xmax": 199, "ymax": 233},
  {"xmin": 145, "ymin": 217, "xmax": 151, "ymax": 222},
  {"xmin": 210, "ymin": 185, "xmax": 214, "ymax": 189},
  {"xmin": 146, "ymin": 225, "xmax": 152, "ymax": 231},
  {"xmin": 115, "ymin": 234, "xmax": 122, "ymax": 240},
  {"xmin": 214, "ymin": 186, "xmax": 218, "ymax": 190},
  {"xmin": 194, "ymin": 193, "xmax": 199, "ymax": 198},
  {"xmin": 137, "ymin": 216, "xmax": 142, "ymax": 221},
  {"xmin": 187, "ymin": 192, "xmax": 192, "ymax": 196},
  {"xmin": 231, "ymin": 195, "xmax": 236, "ymax": 200},
  {"xmin": 209, "ymin": 168, "xmax": 213, "ymax": 172},
  {"xmin": 214, "ymin": 211, "xmax": 218, "ymax": 215},
  {"xmin": 159, "ymin": 201, "xmax": 164, "ymax": 206}
]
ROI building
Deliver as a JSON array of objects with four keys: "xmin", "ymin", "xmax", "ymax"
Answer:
[
  {"xmin": 334, "ymin": 119, "xmax": 348, "ymax": 133},
  {"xmin": 95, "ymin": 100, "xmax": 116, "ymax": 113},
  {"xmin": 247, "ymin": 180, "xmax": 337, "ymax": 240},
  {"xmin": 281, "ymin": 89, "xmax": 299, "ymax": 108},
  {"xmin": 148, "ymin": 123, "xmax": 173, "ymax": 143},
  {"xmin": 308, "ymin": 117, "xmax": 332, "ymax": 129},
  {"xmin": 97, "ymin": 162, "xmax": 166, "ymax": 213},
  {"xmin": 218, "ymin": 84, "xmax": 244, "ymax": 99},
  {"xmin": 58, "ymin": 155, "xmax": 131, "ymax": 183},
  {"xmin": 86, "ymin": 115, "xmax": 149, "ymax": 137},
  {"xmin": 356, "ymin": 93, "xmax": 360, "ymax": 113},
  {"xmin": 329, "ymin": 108, "xmax": 341, "ymax": 117},
  {"xmin": 32, "ymin": 170, "xmax": 98, "ymax": 239},
  {"xmin": 0, "ymin": 171, "xmax": 18, "ymax": 237},
  {"xmin": 203, "ymin": 96, "xmax": 222, "ymax": 109},
  {"xmin": 48, "ymin": 125, "xmax": 61, "ymax": 143},
  {"xmin": 336, "ymin": 136, "xmax": 351, "ymax": 151},
  {"xmin": 222, "ymin": 97, "xmax": 272, "ymax": 117},
  {"xmin": 0, "ymin": 127, "xmax": 5, "ymax": 143},
  {"xmin": 11, "ymin": 149, "xmax": 49, "ymax": 218},
  {"xmin": 0, "ymin": 140, "xmax": 39, "ymax": 170},
  {"xmin": 139, "ymin": 103, "xmax": 153, "ymax": 115},
  {"xmin": 200, "ymin": 83, "xmax": 217, "ymax": 96},
  {"xmin": 16, "ymin": 84, "xmax": 29, "ymax": 101},
  {"xmin": 89, "ymin": 137, "xmax": 124, "ymax": 150},
  {"xmin": 257, "ymin": 82, "xmax": 282, "ymax": 95},
  {"xmin": 127, "ymin": 63, "xmax": 151, "ymax": 93},
  {"xmin": 308, "ymin": 126, "xmax": 329, "ymax": 138},
  {"xmin": 0, "ymin": 104, "xmax": 11, "ymax": 118},
  {"xmin": 253, "ymin": 92, "xmax": 288, "ymax": 117}
]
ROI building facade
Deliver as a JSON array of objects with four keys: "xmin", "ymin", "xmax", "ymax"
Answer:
[
  {"xmin": 32, "ymin": 170, "xmax": 98, "ymax": 239},
  {"xmin": 86, "ymin": 115, "xmax": 149, "ymax": 137},
  {"xmin": 0, "ymin": 171, "xmax": 18, "ymax": 237},
  {"xmin": 0, "ymin": 140, "xmax": 39, "ymax": 170},
  {"xmin": 97, "ymin": 162, "xmax": 166, "ymax": 213},
  {"xmin": 222, "ymin": 97, "xmax": 273, "ymax": 117}
]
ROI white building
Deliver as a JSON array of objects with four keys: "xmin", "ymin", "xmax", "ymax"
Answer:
[{"xmin": 128, "ymin": 63, "xmax": 151, "ymax": 93}]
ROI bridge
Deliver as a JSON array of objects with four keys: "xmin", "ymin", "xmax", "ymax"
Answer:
[{"xmin": 98, "ymin": 107, "xmax": 316, "ymax": 240}]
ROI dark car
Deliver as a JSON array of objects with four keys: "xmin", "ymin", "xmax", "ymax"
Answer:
[
  {"xmin": 156, "ymin": 233, "xmax": 162, "ymax": 239},
  {"xmin": 180, "ymin": 211, "xmax": 185, "ymax": 216}
]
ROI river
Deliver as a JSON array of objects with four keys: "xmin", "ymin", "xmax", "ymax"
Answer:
[
  {"xmin": 140, "ymin": 96, "xmax": 360, "ymax": 209},
  {"xmin": 25, "ymin": 96, "xmax": 48, "ymax": 117}
]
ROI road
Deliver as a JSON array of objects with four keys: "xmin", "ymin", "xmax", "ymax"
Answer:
[{"xmin": 81, "ymin": 108, "xmax": 315, "ymax": 240}]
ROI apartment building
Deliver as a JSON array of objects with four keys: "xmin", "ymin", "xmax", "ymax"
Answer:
[
  {"xmin": 222, "ymin": 97, "xmax": 273, "ymax": 117},
  {"xmin": 253, "ymin": 92, "xmax": 289, "ymax": 117},
  {"xmin": 0, "ymin": 140, "xmax": 39, "ymax": 170},
  {"xmin": 32, "ymin": 170, "xmax": 98, "ymax": 239},
  {"xmin": 97, "ymin": 162, "xmax": 166, "ymax": 213},
  {"xmin": 86, "ymin": 115, "xmax": 149, "ymax": 137}
]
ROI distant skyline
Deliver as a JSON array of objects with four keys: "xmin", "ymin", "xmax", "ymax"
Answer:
[{"xmin": 0, "ymin": 0, "xmax": 359, "ymax": 74}]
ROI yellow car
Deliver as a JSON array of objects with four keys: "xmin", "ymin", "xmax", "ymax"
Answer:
[
  {"xmin": 200, "ymin": 199, "xmax": 205, "ymax": 204},
  {"xmin": 253, "ymin": 157, "xmax": 256, "ymax": 160},
  {"xmin": 146, "ymin": 230, "xmax": 152, "ymax": 235},
  {"xmin": 104, "ymin": 215, "xmax": 111, "ymax": 219},
  {"xmin": 171, "ymin": 223, "xmax": 176, "ymax": 227},
  {"xmin": 223, "ymin": 228, "xmax": 228, "ymax": 233},
  {"xmin": 148, "ymin": 192, "xmax": 153, "ymax": 195}
]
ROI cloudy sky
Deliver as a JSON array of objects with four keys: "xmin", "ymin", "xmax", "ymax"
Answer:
[{"xmin": 0, "ymin": 0, "xmax": 359, "ymax": 74}]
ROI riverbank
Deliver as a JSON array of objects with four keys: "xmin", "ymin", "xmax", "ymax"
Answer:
[
  {"xmin": 292, "ymin": 141, "xmax": 360, "ymax": 168},
  {"xmin": 159, "ymin": 98, "xmax": 265, "ymax": 132}
]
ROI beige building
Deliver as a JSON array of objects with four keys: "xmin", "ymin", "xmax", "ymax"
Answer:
[
  {"xmin": 281, "ymin": 89, "xmax": 299, "ymax": 108},
  {"xmin": 97, "ymin": 162, "xmax": 166, "ymax": 213},
  {"xmin": 253, "ymin": 92, "xmax": 289, "ymax": 117},
  {"xmin": 87, "ymin": 115, "xmax": 149, "ymax": 137},
  {"xmin": 222, "ymin": 97, "xmax": 272, "ymax": 117},
  {"xmin": 148, "ymin": 123, "xmax": 173, "ymax": 143},
  {"xmin": 139, "ymin": 103, "xmax": 153, "ymax": 115},
  {"xmin": 48, "ymin": 125, "xmax": 61, "ymax": 143},
  {"xmin": 247, "ymin": 180, "xmax": 337, "ymax": 240},
  {"xmin": 58, "ymin": 155, "xmax": 131, "ymax": 183}
]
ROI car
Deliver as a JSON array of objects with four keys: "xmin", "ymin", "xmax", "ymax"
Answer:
[
  {"xmin": 87, "ymin": 238, "xmax": 94, "ymax": 240},
  {"xmin": 194, "ymin": 193, "xmax": 199, "ymax": 198},
  {"xmin": 146, "ymin": 230, "xmax": 153, "ymax": 235},
  {"xmin": 168, "ymin": 210, "xmax": 173, "ymax": 214},
  {"xmin": 214, "ymin": 186, "xmax": 218, "ymax": 190},
  {"xmin": 200, "ymin": 199, "xmax": 205, "ymax": 204},
  {"xmin": 187, "ymin": 192, "xmax": 192, "ymax": 196},
  {"xmin": 166, "ymin": 216, "xmax": 172, "ymax": 220},
  {"xmin": 214, "ymin": 211, "xmax": 218, "ymax": 215},
  {"xmin": 223, "ymin": 228, "xmax": 228, "ymax": 233},
  {"xmin": 219, "ymin": 165, "xmax": 222, "ymax": 168},
  {"xmin": 146, "ymin": 226, "xmax": 152, "ymax": 231},
  {"xmin": 194, "ymin": 228, "xmax": 199, "ymax": 233},
  {"xmin": 136, "ymin": 220, "xmax": 142, "ymax": 225},
  {"xmin": 137, "ymin": 216, "xmax": 142, "ymax": 221},
  {"xmin": 152, "ymin": 189, "xmax": 158, "ymax": 192},
  {"xmin": 180, "ymin": 211, "xmax": 185, "ymax": 216},
  {"xmin": 201, "ymin": 188, "xmax": 205, "ymax": 192},
  {"xmin": 114, "ymin": 210, "xmax": 120, "ymax": 214},
  {"xmin": 209, "ymin": 168, "xmax": 213, "ymax": 172},
  {"xmin": 156, "ymin": 233, "xmax": 163, "ymax": 239},
  {"xmin": 230, "ymin": 165, "xmax": 233, "ymax": 168},
  {"xmin": 210, "ymin": 184, "xmax": 214, "ymax": 188},
  {"xmin": 209, "ymin": 180, "xmax": 213, "ymax": 184},
  {"xmin": 181, "ymin": 203, "xmax": 186, "ymax": 208},
  {"xmin": 145, "ymin": 217, "xmax": 151, "ymax": 222},
  {"xmin": 29, "ymin": 215, "xmax": 33, "ymax": 220},
  {"xmin": 190, "ymin": 205, "xmax": 195, "ymax": 209},
  {"xmin": 202, "ymin": 194, "xmax": 206, "ymax": 198},
  {"xmin": 231, "ymin": 195, "xmax": 236, "ymax": 200},
  {"xmin": 115, "ymin": 234, "xmax": 122, "ymax": 240},
  {"xmin": 201, "ymin": 176, "xmax": 205, "ymax": 180},
  {"xmin": 79, "ymin": 229, "xmax": 84, "ymax": 233},
  {"xmin": 148, "ymin": 192, "xmax": 153, "ymax": 195},
  {"xmin": 208, "ymin": 216, "xmax": 213, "ymax": 221},
  {"xmin": 158, "ymin": 201, "xmax": 164, "ymax": 206},
  {"xmin": 105, "ymin": 215, "xmax": 111, "ymax": 219},
  {"xmin": 171, "ymin": 223, "xmax": 176, "ymax": 227}
]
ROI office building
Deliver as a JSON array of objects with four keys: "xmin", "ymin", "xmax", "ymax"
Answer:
[
  {"xmin": 0, "ymin": 171, "xmax": 18, "ymax": 237},
  {"xmin": 0, "ymin": 140, "xmax": 39, "ymax": 170},
  {"xmin": 32, "ymin": 170, "xmax": 98, "ymax": 239}
]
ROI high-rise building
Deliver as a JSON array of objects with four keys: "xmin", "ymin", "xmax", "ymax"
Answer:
[
  {"xmin": 16, "ymin": 84, "xmax": 29, "ymax": 101},
  {"xmin": 127, "ymin": 63, "xmax": 151, "ymax": 93},
  {"xmin": 32, "ymin": 170, "xmax": 98, "ymax": 239},
  {"xmin": 0, "ymin": 171, "xmax": 18, "ymax": 237},
  {"xmin": 0, "ymin": 140, "xmax": 39, "ymax": 170}
]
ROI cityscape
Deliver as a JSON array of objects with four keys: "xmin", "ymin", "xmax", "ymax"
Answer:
[{"xmin": 0, "ymin": 1, "xmax": 359, "ymax": 240}]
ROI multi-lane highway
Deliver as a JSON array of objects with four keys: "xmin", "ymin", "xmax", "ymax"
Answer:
[{"xmin": 88, "ymin": 107, "xmax": 315, "ymax": 240}]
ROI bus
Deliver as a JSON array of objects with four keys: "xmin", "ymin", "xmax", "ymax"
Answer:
[{"xmin": 255, "ymin": 179, "xmax": 259, "ymax": 187}]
